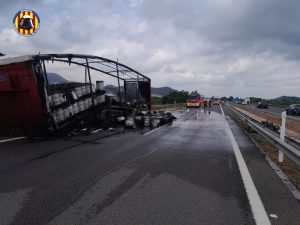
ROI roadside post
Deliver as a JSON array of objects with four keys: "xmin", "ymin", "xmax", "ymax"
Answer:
[{"xmin": 279, "ymin": 111, "xmax": 287, "ymax": 162}]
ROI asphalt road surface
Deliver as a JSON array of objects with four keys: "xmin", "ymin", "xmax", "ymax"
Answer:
[
  {"xmin": 244, "ymin": 104, "xmax": 300, "ymax": 122},
  {"xmin": 0, "ymin": 106, "xmax": 300, "ymax": 225}
]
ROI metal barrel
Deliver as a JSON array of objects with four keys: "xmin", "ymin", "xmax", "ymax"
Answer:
[
  {"xmin": 75, "ymin": 87, "xmax": 82, "ymax": 98},
  {"xmin": 55, "ymin": 108, "xmax": 65, "ymax": 123},
  {"xmin": 81, "ymin": 85, "xmax": 87, "ymax": 96},
  {"xmin": 63, "ymin": 107, "xmax": 70, "ymax": 119},
  {"xmin": 78, "ymin": 100, "xmax": 85, "ymax": 112},
  {"xmin": 51, "ymin": 93, "xmax": 61, "ymax": 106},
  {"xmin": 96, "ymin": 95, "xmax": 105, "ymax": 104},
  {"xmin": 72, "ymin": 102, "xmax": 79, "ymax": 114},
  {"xmin": 96, "ymin": 81, "xmax": 104, "ymax": 90}
]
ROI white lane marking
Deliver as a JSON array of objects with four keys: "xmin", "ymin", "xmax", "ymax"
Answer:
[
  {"xmin": 91, "ymin": 128, "xmax": 102, "ymax": 134},
  {"xmin": 220, "ymin": 104, "xmax": 271, "ymax": 225},
  {"xmin": 143, "ymin": 124, "xmax": 167, "ymax": 136},
  {"xmin": 220, "ymin": 104, "xmax": 225, "ymax": 116},
  {"xmin": 0, "ymin": 137, "xmax": 25, "ymax": 143},
  {"xmin": 269, "ymin": 214, "xmax": 278, "ymax": 219}
]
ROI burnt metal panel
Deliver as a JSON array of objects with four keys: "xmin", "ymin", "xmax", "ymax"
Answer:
[{"xmin": 0, "ymin": 61, "xmax": 47, "ymax": 136}]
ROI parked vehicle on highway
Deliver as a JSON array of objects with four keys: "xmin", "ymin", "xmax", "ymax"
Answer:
[
  {"xmin": 211, "ymin": 96, "xmax": 220, "ymax": 105},
  {"xmin": 242, "ymin": 98, "xmax": 250, "ymax": 105},
  {"xmin": 257, "ymin": 102, "xmax": 268, "ymax": 109},
  {"xmin": 286, "ymin": 104, "xmax": 300, "ymax": 115},
  {"xmin": 186, "ymin": 91, "xmax": 204, "ymax": 108}
]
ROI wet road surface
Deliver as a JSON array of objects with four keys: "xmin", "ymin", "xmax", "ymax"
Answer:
[{"xmin": 0, "ymin": 106, "xmax": 300, "ymax": 225}]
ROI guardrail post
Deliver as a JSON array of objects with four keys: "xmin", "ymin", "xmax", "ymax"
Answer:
[{"xmin": 279, "ymin": 111, "xmax": 287, "ymax": 162}]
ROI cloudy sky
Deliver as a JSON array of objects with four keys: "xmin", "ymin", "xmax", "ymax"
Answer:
[{"xmin": 1, "ymin": 0, "xmax": 300, "ymax": 98}]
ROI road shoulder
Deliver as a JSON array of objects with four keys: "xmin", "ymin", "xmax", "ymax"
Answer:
[{"xmin": 225, "ymin": 113, "xmax": 300, "ymax": 225}]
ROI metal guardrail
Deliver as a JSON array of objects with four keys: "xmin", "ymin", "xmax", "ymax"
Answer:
[{"xmin": 224, "ymin": 104, "xmax": 300, "ymax": 166}]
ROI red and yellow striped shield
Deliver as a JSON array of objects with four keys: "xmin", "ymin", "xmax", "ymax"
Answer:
[{"xmin": 13, "ymin": 9, "xmax": 40, "ymax": 36}]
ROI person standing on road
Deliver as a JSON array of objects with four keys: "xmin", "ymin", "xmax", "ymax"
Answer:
[{"xmin": 208, "ymin": 100, "xmax": 211, "ymax": 108}]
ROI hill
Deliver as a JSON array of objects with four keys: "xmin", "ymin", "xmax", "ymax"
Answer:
[
  {"xmin": 46, "ymin": 74, "xmax": 177, "ymax": 97},
  {"xmin": 103, "ymin": 85, "xmax": 124, "ymax": 95},
  {"xmin": 47, "ymin": 73, "xmax": 68, "ymax": 84},
  {"xmin": 151, "ymin": 87, "xmax": 176, "ymax": 97},
  {"xmin": 103, "ymin": 85, "xmax": 176, "ymax": 97},
  {"xmin": 268, "ymin": 96, "xmax": 300, "ymax": 106}
]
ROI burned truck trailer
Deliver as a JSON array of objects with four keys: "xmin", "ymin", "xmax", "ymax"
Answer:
[{"xmin": 0, "ymin": 54, "xmax": 151, "ymax": 136}]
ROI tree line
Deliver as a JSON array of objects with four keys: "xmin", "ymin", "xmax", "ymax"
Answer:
[{"xmin": 151, "ymin": 91, "xmax": 189, "ymax": 105}]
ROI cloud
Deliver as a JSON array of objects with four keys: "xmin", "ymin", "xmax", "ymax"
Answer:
[{"xmin": 0, "ymin": 0, "xmax": 300, "ymax": 98}]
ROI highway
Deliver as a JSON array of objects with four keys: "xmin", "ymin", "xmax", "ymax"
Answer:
[
  {"xmin": 243, "ymin": 104, "xmax": 300, "ymax": 122},
  {"xmin": 0, "ymin": 106, "xmax": 300, "ymax": 225}
]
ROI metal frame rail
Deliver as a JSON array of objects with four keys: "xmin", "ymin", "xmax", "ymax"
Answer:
[
  {"xmin": 33, "ymin": 54, "xmax": 150, "ymax": 82},
  {"xmin": 224, "ymin": 104, "xmax": 300, "ymax": 166}
]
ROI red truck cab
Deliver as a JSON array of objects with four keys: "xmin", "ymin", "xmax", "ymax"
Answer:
[
  {"xmin": 186, "ymin": 91, "xmax": 204, "ymax": 108},
  {"xmin": 0, "ymin": 56, "xmax": 48, "ymax": 136}
]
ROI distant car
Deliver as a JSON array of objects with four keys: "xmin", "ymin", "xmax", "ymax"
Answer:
[
  {"xmin": 211, "ymin": 98, "xmax": 220, "ymax": 105},
  {"xmin": 286, "ymin": 104, "xmax": 300, "ymax": 115},
  {"xmin": 242, "ymin": 98, "xmax": 250, "ymax": 105},
  {"xmin": 212, "ymin": 100, "xmax": 219, "ymax": 105},
  {"xmin": 257, "ymin": 102, "xmax": 268, "ymax": 109}
]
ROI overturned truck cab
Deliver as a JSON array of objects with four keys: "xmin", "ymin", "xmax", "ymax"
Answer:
[{"xmin": 0, "ymin": 54, "xmax": 152, "ymax": 137}]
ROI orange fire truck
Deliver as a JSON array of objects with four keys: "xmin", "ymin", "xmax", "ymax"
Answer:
[{"xmin": 186, "ymin": 91, "xmax": 204, "ymax": 108}]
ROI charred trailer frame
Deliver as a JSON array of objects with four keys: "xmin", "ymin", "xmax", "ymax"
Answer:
[{"xmin": 0, "ymin": 54, "xmax": 151, "ymax": 137}]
